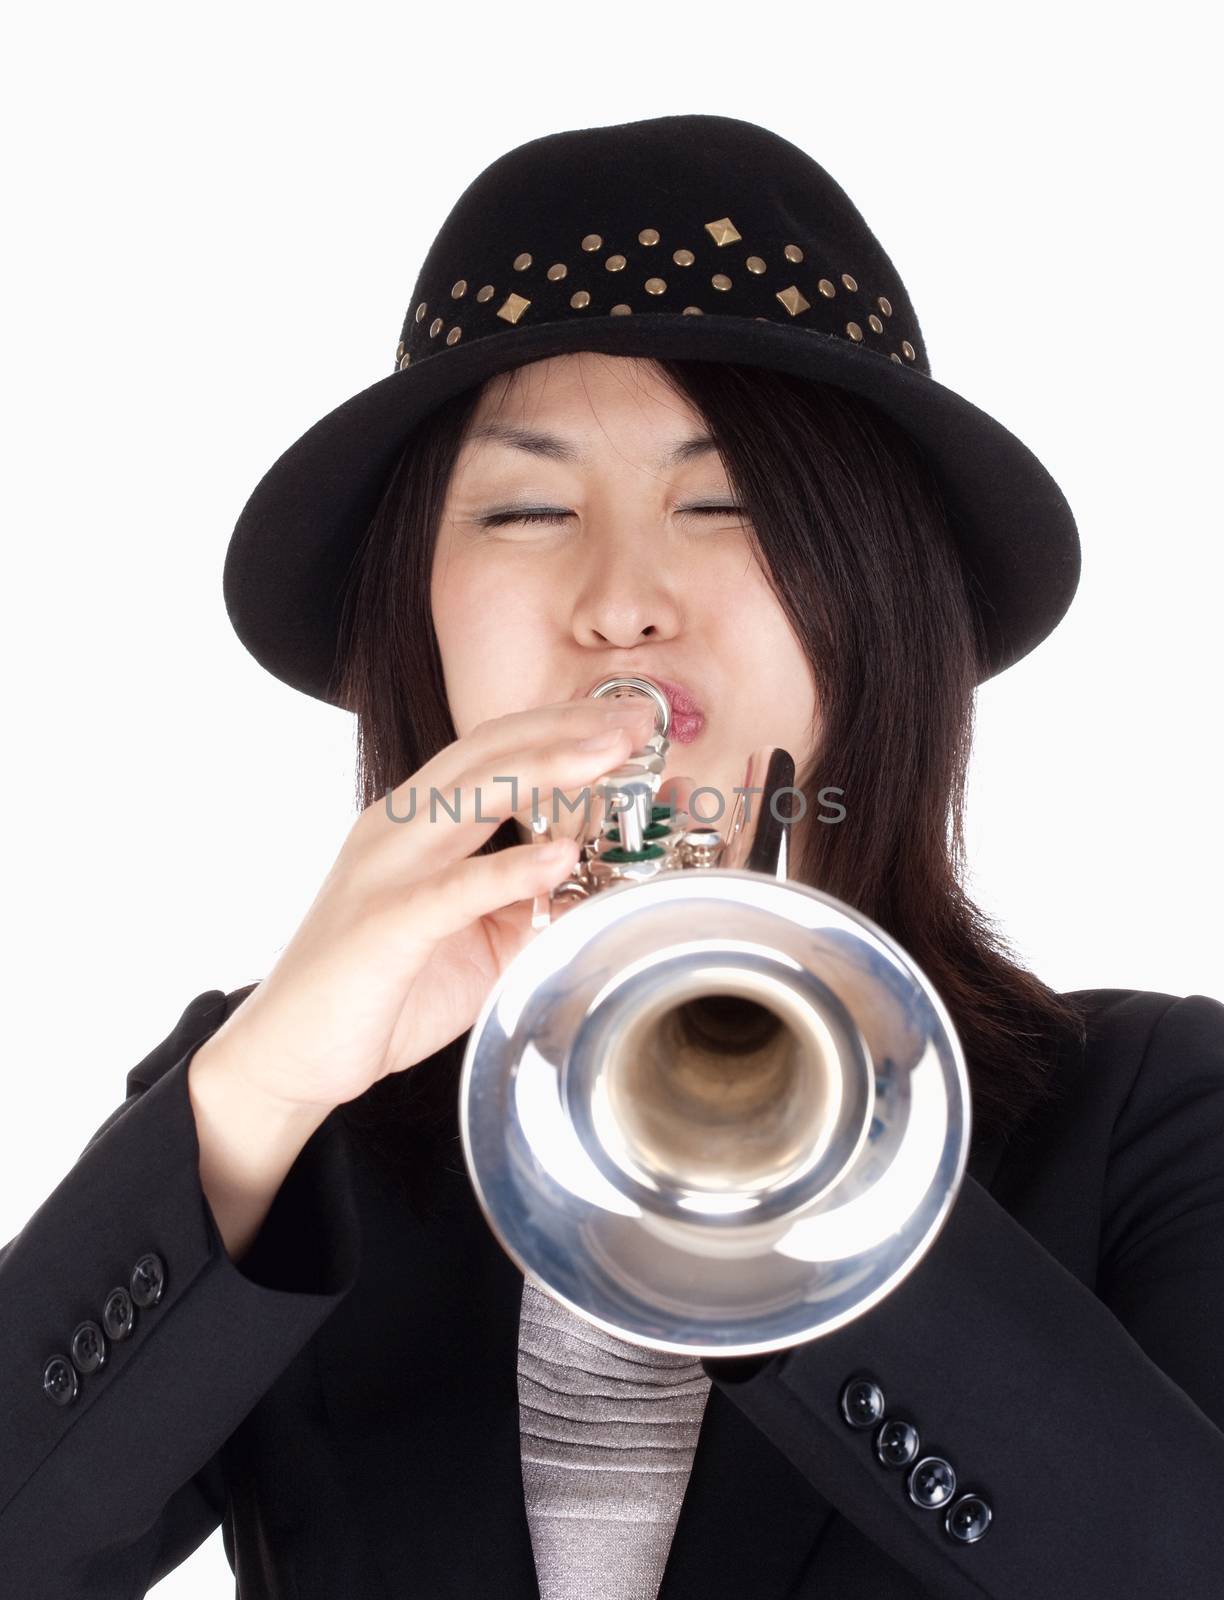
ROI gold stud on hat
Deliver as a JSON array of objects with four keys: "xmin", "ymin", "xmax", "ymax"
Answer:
[
  {"xmin": 400, "ymin": 210, "xmax": 914, "ymax": 375},
  {"xmin": 497, "ymin": 292, "xmax": 531, "ymax": 324},
  {"xmin": 776, "ymin": 285, "xmax": 811, "ymax": 316},
  {"xmin": 704, "ymin": 216, "xmax": 742, "ymax": 246}
]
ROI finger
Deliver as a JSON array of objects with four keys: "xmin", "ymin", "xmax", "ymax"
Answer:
[
  {"xmin": 370, "ymin": 728, "xmax": 643, "ymax": 880},
  {"xmin": 384, "ymin": 698, "xmax": 659, "ymax": 815},
  {"xmin": 507, "ymin": 751, "xmax": 625, "ymax": 845},
  {"xmin": 395, "ymin": 836, "xmax": 582, "ymax": 955}
]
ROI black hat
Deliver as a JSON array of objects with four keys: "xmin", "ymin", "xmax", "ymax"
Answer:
[{"xmin": 223, "ymin": 113, "xmax": 1080, "ymax": 708}]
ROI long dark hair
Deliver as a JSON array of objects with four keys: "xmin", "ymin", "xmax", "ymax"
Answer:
[{"xmin": 332, "ymin": 356, "xmax": 1085, "ymax": 1211}]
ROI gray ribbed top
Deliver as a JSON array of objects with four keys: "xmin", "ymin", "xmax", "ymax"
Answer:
[{"xmin": 518, "ymin": 1274, "xmax": 712, "ymax": 1600}]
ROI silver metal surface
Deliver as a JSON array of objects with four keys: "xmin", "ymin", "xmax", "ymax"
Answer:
[{"xmin": 459, "ymin": 675, "xmax": 971, "ymax": 1357}]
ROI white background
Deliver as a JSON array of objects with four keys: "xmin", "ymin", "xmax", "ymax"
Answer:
[{"xmin": 2, "ymin": 4, "xmax": 1220, "ymax": 1593}]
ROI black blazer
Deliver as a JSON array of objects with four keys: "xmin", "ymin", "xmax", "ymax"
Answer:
[{"xmin": 2, "ymin": 981, "xmax": 1223, "ymax": 1599}]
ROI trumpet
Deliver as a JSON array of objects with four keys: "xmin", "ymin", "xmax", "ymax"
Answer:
[{"xmin": 459, "ymin": 675, "xmax": 971, "ymax": 1358}]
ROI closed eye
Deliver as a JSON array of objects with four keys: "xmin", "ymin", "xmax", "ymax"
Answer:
[{"xmin": 479, "ymin": 505, "xmax": 746, "ymax": 527}]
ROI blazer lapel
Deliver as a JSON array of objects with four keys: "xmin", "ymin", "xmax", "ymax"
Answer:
[
  {"xmin": 315, "ymin": 1133, "xmax": 541, "ymax": 1600},
  {"xmin": 655, "ymin": 1373, "xmax": 834, "ymax": 1599}
]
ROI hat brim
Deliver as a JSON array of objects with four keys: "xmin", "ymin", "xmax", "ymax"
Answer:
[{"xmin": 223, "ymin": 313, "xmax": 1080, "ymax": 706}]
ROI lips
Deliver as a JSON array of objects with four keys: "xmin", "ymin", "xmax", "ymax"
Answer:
[
  {"xmin": 578, "ymin": 671, "xmax": 706, "ymax": 746},
  {"xmin": 650, "ymin": 676, "xmax": 704, "ymax": 719},
  {"xmin": 650, "ymin": 678, "xmax": 706, "ymax": 745}
]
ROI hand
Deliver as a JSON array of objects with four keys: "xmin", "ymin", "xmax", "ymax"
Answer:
[{"xmin": 195, "ymin": 696, "xmax": 658, "ymax": 1113}]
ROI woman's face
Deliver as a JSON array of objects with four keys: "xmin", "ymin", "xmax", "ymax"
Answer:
[{"xmin": 431, "ymin": 352, "xmax": 820, "ymax": 839}]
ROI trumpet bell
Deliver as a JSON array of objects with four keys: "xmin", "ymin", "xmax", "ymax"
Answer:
[{"xmin": 459, "ymin": 867, "xmax": 971, "ymax": 1358}]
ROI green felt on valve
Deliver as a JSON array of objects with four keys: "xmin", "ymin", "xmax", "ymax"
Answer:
[
  {"xmin": 601, "ymin": 843, "xmax": 668, "ymax": 865},
  {"xmin": 605, "ymin": 821, "xmax": 670, "ymax": 844}
]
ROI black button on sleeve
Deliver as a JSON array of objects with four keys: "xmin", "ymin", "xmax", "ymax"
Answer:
[
  {"xmin": 839, "ymin": 1378, "xmax": 886, "ymax": 1429},
  {"xmin": 907, "ymin": 1454, "xmax": 957, "ymax": 1509},
  {"xmin": 70, "ymin": 1320, "xmax": 107, "ymax": 1375},
  {"xmin": 130, "ymin": 1252, "xmax": 166, "ymax": 1308},
  {"xmin": 102, "ymin": 1286, "xmax": 135, "ymax": 1340},
  {"xmin": 945, "ymin": 1492, "xmax": 993, "ymax": 1543},
  {"xmin": 875, "ymin": 1417, "xmax": 920, "ymax": 1468},
  {"xmin": 43, "ymin": 1355, "xmax": 79, "ymax": 1406}
]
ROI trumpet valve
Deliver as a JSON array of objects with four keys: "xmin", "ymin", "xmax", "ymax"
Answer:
[
  {"xmin": 677, "ymin": 827, "xmax": 724, "ymax": 869},
  {"xmin": 599, "ymin": 765, "xmax": 659, "ymax": 855}
]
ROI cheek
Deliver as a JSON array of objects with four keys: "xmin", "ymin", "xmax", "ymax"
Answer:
[
  {"xmin": 709, "ymin": 567, "xmax": 817, "ymax": 735},
  {"xmin": 701, "ymin": 553, "xmax": 789, "ymax": 651},
  {"xmin": 433, "ymin": 550, "xmax": 517, "ymax": 653},
  {"xmin": 431, "ymin": 554, "xmax": 551, "ymax": 733}
]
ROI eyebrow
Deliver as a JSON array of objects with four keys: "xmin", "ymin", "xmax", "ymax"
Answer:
[{"xmin": 463, "ymin": 421, "xmax": 719, "ymax": 470}]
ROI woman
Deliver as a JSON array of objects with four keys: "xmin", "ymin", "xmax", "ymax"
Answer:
[{"xmin": 1, "ymin": 113, "xmax": 1221, "ymax": 1600}]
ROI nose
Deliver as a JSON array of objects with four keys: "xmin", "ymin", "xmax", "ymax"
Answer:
[{"xmin": 568, "ymin": 523, "xmax": 683, "ymax": 648}]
